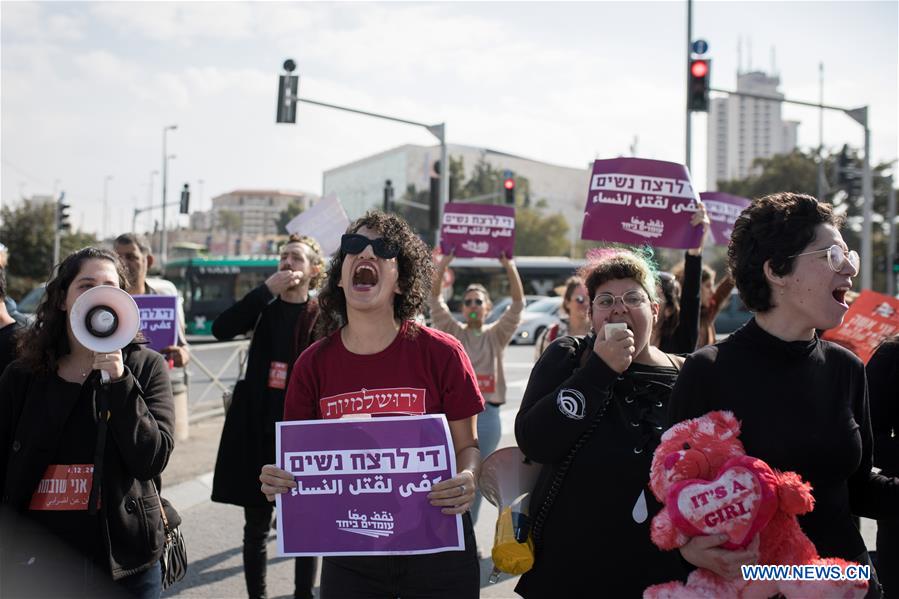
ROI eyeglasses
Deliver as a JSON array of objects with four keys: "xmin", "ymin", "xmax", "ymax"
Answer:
[
  {"xmin": 341, "ymin": 234, "xmax": 399, "ymax": 260},
  {"xmin": 788, "ymin": 244, "xmax": 859, "ymax": 274},
  {"xmin": 593, "ymin": 290, "xmax": 648, "ymax": 310},
  {"xmin": 463, "ymin": 298, "xmax": 484, "ymax": 307},
  {"xmin": 573, "ymin": 295, "xmax": 587, "ymax": 305}
]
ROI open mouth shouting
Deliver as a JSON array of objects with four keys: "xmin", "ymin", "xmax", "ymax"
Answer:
[
  {"xmin": 832, "ymin": 285, "xmax": 851, "ymax": 309},
  {"xmin": 352, "ymin": 261, "xmax": 379, "ymax": 292}
]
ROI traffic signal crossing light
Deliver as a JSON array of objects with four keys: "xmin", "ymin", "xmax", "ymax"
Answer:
[
  {"xmin": 835, "ymin": 145, "xmax": 863, "ymax": 197},
  {"xmin": 180, "ymin": 183, "xmax": 190, "ymax": 214},
  {"xmin": 688, "ymin": 58, "xmax": 711, "ymax": 112},
  {"xmin": 276, "ymin": 60, "xmax": 299, "ymax": 124},
  {"xmin": 57, "ymin": 194, "xmax": 71, "ymax": 231},
  {"xmin": 504, "ymin": 177, "xmax": 515, "ymax": 205}
]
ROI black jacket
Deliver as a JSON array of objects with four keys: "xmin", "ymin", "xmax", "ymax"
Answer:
[
  {"xmin": 211, "ymin": 284, "xmax": 319, "ymax": 507},
  {"xmin": 0, "ymin": 345, "xmax": 174, "ymax": 580}
]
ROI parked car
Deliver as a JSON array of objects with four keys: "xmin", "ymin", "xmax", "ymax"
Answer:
[
  {"xmin": 485, "ymin": 295, "xmax": 546, "ymax": 324},
  {"xmin": 16, "ymin": 283, "xmax": 46, "ymax": 315},
  {"xmin": 714, "ymin": 290, "xmax": 753, "ymax": 335},
  {"xmin": 511, "ymin": 296, "xmax": 563, "ymax": 345}
]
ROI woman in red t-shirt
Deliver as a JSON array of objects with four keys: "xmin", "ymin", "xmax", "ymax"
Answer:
[{"xmin": 260, "ymin": 211, "xmax": 483, "ymax": 599}]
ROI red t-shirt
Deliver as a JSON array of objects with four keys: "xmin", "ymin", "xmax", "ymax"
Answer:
[{"xmin": 284, "ymin": 321, "xmax": 484, "ymax": 422}]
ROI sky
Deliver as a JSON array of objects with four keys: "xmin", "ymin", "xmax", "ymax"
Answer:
[{"xmin": 2, "ymin": 1, "xmax": 897, "ymax": 238}]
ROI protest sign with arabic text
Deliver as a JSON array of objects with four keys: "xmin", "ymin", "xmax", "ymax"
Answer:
[
  {"xmin": 133, "ymin": 295, "xmax": 178, "ymax": 351},
  {"xmin": 700, "ymin": 192, "xmax": 751, "ymax": 246},
  {"xmin": 581, "ymin": 158, "xmax": 703, "ymax": 249},
  {"xmin": 275, "ymin": 415, "xmax": 463, "ymax": 556},
  {"xmin": 822, "ymin": 290, "xmax": 899, "ymax": 363},
  {"xmin": 440, "ymin": 203, "xmax": 515, "ymax": 258}
]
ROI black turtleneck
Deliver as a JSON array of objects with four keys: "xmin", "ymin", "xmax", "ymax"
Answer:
[{"xmin": 668, "ymin": 318, "xmax": 899, "ymax": 562}]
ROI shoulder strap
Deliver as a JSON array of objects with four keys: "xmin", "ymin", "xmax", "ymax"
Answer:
[{"xmin": 87, "ymin": 383, "xmax": 110, "ymax": 515}]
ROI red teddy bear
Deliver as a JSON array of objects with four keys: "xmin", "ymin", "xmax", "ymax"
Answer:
[{"xmin": 644, "ymin": 411, "xmax": 867, "ymax": 599}]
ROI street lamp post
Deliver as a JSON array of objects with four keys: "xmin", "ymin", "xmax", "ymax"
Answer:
[
  {"xmin": 161, "ymin": 124, "xmax": 178, "ymax": 265},
  {"xmin": 103, "ymin": 175, "xmax": 113, "ymax": 240}
]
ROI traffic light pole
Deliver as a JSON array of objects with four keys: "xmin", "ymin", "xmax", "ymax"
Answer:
[
  {"xmin": 710, "ymin": 87, "xmax": 875, "ymax": 289},
  {"xmin": 684, "ymin": 0, "xmax": 693, "ymax": 170},
  {"xmin": 887, "ymin": 174, "xmax": 896, "ymax": 296}
]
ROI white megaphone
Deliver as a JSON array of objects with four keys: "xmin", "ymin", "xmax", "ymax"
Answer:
[
  {"xmin": 70, "ymin": 286, "xmax": 141, "ymax": 382},
  {"xmin": 478, "ymin": 447, "xmax": 542, "ymax": 580}
]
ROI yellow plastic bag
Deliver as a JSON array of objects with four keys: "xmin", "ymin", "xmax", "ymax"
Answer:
[{"xmin": 491, "ymin": 507, "xmax": 535, "ymax": 576}]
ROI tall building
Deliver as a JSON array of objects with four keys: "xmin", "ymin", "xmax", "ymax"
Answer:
[
  {"xmin": 206, "ymin": 189, "xmax": 317, "ymax": 237},
  {"xmin": 322, "ymin": 143, "xmax": 590, "ymax": 241},
  {"xmin": 707, "ymin": 71, "xmax": 800, "ymax": 190}
]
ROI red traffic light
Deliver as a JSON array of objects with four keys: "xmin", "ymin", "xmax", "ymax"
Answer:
[
  {"xmin": 503, "ymin": 178, "xmax": 515, "ymax": 190},
  {"xmin": 690, "ymin": 60, "xmax": 709, "ymax": 78}
]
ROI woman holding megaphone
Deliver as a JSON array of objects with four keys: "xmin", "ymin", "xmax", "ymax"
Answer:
[{"xmin": 0, "ymin": 247, "xmax": 175, "ymax": 598}]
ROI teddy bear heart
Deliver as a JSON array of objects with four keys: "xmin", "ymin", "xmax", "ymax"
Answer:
[{"xmin": 667, "ymin": 457, "xmax": 777, "ymax": 549}]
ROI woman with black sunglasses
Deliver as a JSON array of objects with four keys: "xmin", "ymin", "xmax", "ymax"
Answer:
[
  {"xmin": 430, "ymin": 250, "xmax": 524, "ymax": 523},
  {"xmin": 514, "ymin": 247, "xmax": 747, "ymax": 598},
  {"xmin": 260, "ymin": 212, "xmax": 483, "ymax": 599},
  {"xmin": 668, "ymin": 193, "xmax": 899, "ymax": 597}
]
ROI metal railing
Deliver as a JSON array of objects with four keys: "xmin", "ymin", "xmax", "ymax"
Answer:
[{"xmin": 185, "ymin": 339, "xmax": 249, "ymax": 421}]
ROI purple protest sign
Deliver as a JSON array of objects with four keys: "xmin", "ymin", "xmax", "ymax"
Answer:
[
  {"xmin": 700, "ymin": 192, "xmax": 751, "ymax": 246},
  {"xmin": 581, "ymin": 158, "xmax": 704, "ymax": 249},
  {"xmin": 439, "ymin": 203, "xmax": 515, "ymax": 258},
  {"xmin": 132, "ymin": 295, "xmax": 178, "ymax": 351},
  {"xmin": 275, "ymin": 415, "xmax": 463, "ymax": 556}
]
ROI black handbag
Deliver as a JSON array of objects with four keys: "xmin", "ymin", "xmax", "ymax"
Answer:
[{"xmin": 155, "ymin": 485, "xmax": 187, "ymax": 590}]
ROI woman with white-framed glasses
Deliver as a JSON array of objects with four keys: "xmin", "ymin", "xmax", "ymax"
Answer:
[
  {"xmin": 668, "ymin": 192, "xmax": 899, "ymax": 598},
  {"xmin": 514, "ymin": 247, "xmax": 748, "ymax": 597}
]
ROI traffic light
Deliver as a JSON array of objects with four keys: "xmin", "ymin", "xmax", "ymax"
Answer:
[
  {"xmin": 429, "ymin": 161, "xmax": 440, "ymax": 232},
  {"xmin": 179, "ymin": 183, "xmax": 190, "ymax": 214},
  {"xmin": 503, "ymin": 177, "xmax": 515, "ymax": 205},
  {"xmin": 383, "ymin": 180, "xmax": 394, "ymax": 212},
  {"xmin": 688, "ymin": 58, "xmax": 711, "ymax": 112},
  {"xmin": 276, "ymin": 59, "xmax": 299, "ymax": 124},
  {"xmin": 835, "ymin": 145, "xmax": 862, "ymax": 197},
  {"xmin": 57, "ymin": 193, "xmax": 71, "ymax": 231}
]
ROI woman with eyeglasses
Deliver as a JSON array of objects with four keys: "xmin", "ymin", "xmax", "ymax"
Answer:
[
  {"xmin": 430, "ymin": 251, "xmax": 523, "ymax": 523},
  {"xmin": 534, "ymin": 276, "xmax": 590, "ymax": 358},
  {"xmin": 514, "ymin": 247, "xmax": 749, "ymax": 597},
  {"xmin": 668, "ymin": 193, "xmax": 899, "ymax": 597},
  {"xmin": 259, "ymin": 212, "xmax": 483, "ymax": 598}
]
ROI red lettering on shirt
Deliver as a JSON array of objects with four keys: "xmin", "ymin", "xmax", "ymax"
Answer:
[
  {"xmin": 319, "ymin": 387, "xmax": 426, "ymax": 419},
  {"xmin": 29, "ymin": 464, "xmax": 95, "ymax": 511},
  {"xmin": 268, "ymin": 361, "xmax": 289, "ymax": 390},
  {"xmin": 476, "ymin": 373, "xmax": 496, "ymax": 394}
]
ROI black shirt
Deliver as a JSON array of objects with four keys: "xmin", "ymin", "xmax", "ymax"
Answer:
[
  {"xmin": 263, "ymin": 300, "xmax": 307, "ymax": 427},
  {"xmin": 867, "ymin": 338, "xmax": 899, "ymax": 477},
  {"xmin": 27, "ymin": 377, "xmax": 103, "ymax": 565},
  {"xmin": 668, "ymin": 318, "xmax": 899, "ymax": 561},
  {"xmin": 515, "ymin": 335, "xmax": 687, "ymax": 597},
  {"xmin": 0, "ymin": 321, "xmax": 21, "ymax": 375}
]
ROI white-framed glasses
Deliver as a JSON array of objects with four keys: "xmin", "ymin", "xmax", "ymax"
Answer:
[
  {"xmin": 788, "ymin": 244, "xmax": 860, "ymax": 274},
  {"xmin": 593, "ymin": 290, "xmax": 648, "ymax": 310}
]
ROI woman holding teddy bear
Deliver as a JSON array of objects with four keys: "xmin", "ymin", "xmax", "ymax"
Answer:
[{"xmin": 668, "ymin": 192, "xmax": 899, "ymax": 598}]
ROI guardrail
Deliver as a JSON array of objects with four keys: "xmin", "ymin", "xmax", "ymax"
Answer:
[{"xmin": 185, "ymin": 339, "xmax": 249, "ymax": 422}]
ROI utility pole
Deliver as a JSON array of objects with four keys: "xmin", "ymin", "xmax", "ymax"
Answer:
[
  {"xmin": 161, "ymin": 124, "xmax": 178, "ymax": 265},
  {"xmin": 887, "ymin": 173, "xmax": 896, "ymax": 296},
  {"xmin": 684, "ymin": 0, "xmax": 693, "ymax": 170},
  {"xmin": 817, "ymin": 63, "xmax": 826, "ymax": 201}
]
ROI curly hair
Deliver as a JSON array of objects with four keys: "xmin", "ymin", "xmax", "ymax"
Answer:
[
  {"xmin": 728, "ymin": 192, "xmax": 843, "ymax": 313},
  {"xmin": 285, "ymin": 234, "xmax": 326, "ymax": 290},
  {"xmin": 579, "ymin": 245, "xmax": 660, "ymax": 304},
  {"xmin": 316, "ymin": 211, "xmax": 433, "ymax": 337},
  {"xmin": 17, "ymin": 247, "xmax": 129, "ymax": 375}
]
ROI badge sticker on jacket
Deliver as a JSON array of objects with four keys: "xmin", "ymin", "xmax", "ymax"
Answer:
[
  {"xmin": 29, "ymin": 464, "xmax": 95, "ymax": 511},
  {"xmin": 476, "ymin": 373, "xmax": 496, "ymax": 394},
  {"xmin": 269, "ymin": 361, "xmax": 289, "ymax": 389}
]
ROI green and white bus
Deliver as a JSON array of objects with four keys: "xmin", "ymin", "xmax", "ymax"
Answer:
[{"xmin": 164, "ymin": 255, "xmax": 586, "ymax": 335}]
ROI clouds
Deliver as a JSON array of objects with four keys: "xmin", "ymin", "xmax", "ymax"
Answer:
[{"xmin": 1, "ymin": 1, "xmax": 896, "ymax": 236}]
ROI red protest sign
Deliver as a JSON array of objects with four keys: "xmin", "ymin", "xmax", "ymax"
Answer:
[{"xmin": 822, "ymin": 290, "xmax": 899, "ymax": 364}]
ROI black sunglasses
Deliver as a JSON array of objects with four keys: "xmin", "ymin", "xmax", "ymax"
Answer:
[
  {"xmin": 463, "ymin": 298, "xmax": 484, "ymax": 307},
  {"xmin": 341, "ymin": 234, "xmax": 399, "ymax": 259}
]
